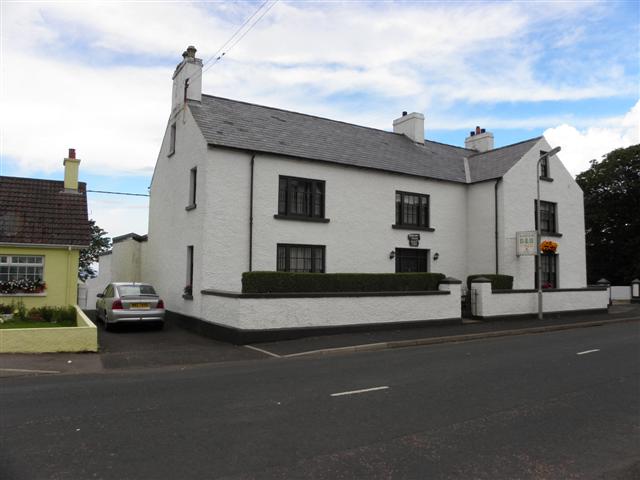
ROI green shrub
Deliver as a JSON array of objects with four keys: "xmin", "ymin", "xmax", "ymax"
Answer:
[
  {"xmin": 0, "ymin": 303, "xmax": 13, "ymax": 314},
  {"xmin": 26, "ymin": 306, "xmax": 76, "ymax": 325},
  {"xmin": 242, "ymin": 271, "xmax": 446, "ymax": 293},
  {"xmin": 467, "ymin": 274, "xmax": 514, "ymax": 291}
]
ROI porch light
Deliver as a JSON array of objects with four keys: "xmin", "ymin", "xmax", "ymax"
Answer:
[{"xmin": 433, "ymin": 252, "xmax": 439, "ymax": 261}]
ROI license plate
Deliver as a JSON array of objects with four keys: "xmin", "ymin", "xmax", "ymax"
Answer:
[{"xmin": 130, "ymin": 303, "xmax": 149, "ymax": 309}]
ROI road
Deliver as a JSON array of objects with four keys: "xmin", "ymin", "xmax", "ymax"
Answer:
[{"xmin": 1, "ymin": 322, "xmax": 639, "ymax": 479}]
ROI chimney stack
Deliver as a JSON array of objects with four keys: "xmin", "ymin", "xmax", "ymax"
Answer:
[
  {"xmin": 465, "ymin": 126, "xmax": 494, "ymax": 152},
  {"xmin": 393, "ymin": 111, "xmax": 425, "ymax": 144},
  {"xmin": 63, "ymin": 148, "xmax": 80, "ymax": 191},
  {"xmin": 171, "ymin": 45, "xmax": 203, "ymax": 113}
]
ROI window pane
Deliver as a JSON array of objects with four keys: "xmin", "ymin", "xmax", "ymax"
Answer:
[{"xmin": 278, "ymin": 178, "xmax": 287, "ymax": 214}]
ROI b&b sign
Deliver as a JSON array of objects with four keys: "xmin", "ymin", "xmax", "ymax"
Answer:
[{"xmin": 516, "ymin": 231, "xmax": 537, "ymax": 256}]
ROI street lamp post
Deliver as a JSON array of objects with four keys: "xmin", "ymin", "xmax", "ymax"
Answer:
[{"xmin": 537, "ymin": 146, "xmax": 562, "ymax": 320}]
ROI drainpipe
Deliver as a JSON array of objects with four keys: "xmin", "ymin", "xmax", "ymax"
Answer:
[
  {"xmin": 249, "ymin": 153, "xmax": 256, "ymax": 272},
  {"xmin": 494, "ymin": 178, "xmax": 501, "ymax": 274}
]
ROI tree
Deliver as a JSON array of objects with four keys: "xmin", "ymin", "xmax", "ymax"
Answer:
[
  {"xmin": 576, "ymin": 144, "xmax": 640, "ymax": 285},
  {"xmin": 79, "ymin": 220, "xmax": 112, "ymax": 281}
]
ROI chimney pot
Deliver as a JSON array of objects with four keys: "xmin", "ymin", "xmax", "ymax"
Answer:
[
  {"xmin": 475, "ymin": 126, "xmax": 481, "ymax": 134},
  {"xmin": 402, "ymin": 111, "xmax": 407, "ymax": 116},
  {"xmin": 68, "ymin": 148, "xmax": 76, "ymax": 159},
  {"xmin": 186, "ymin": 45, "xmax": 197, "ymax": 58}
]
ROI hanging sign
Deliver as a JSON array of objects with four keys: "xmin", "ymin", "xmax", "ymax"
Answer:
[
  {"xmin": 407, "ymin": 233, "xmax": 421, "ymax": 247},
  {"xmin": 516, "ymin": 231, "xmax": 537, "ymax": 256}
]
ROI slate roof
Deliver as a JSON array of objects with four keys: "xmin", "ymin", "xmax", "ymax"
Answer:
[
  {"xmin": 467, "ymin": 136, "xmax": 542, "ymax": 183},
  {"xmin": 0, "ymin": 176, "xmax": 91, "ymax": 247},
  {"xmin": 189, "ymin": 94, "xmax": 541, "ymax": 184}
]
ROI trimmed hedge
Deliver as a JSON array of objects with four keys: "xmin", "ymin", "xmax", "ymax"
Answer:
[
  {"xmin": 467, "ymin": 274, "xmax": 514, "ymax": 291},
  {"xmin": 242, "ymin": 271, "xmax": 446, "ymax": 293}
]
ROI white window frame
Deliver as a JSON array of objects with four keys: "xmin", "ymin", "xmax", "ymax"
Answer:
[{"xmin": 0, "ymin": 255, "xmax": 45, "ymax": 282}]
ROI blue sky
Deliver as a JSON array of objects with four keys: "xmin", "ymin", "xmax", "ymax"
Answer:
[{"xmin": 1, "ymin": 0, "xmax": 638, "ymax": 238}]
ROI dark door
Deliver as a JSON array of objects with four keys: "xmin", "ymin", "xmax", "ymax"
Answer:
[{"xmin": 395, "ymin": 248, "xmax": 429, "ymax": 272}]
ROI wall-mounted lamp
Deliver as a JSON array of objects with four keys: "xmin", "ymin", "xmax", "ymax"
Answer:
[
  {"xmin": 433, "ymin": 252, "xmax": 440, "ymax": 261},
  {"xmin": 389, "ymin": 251, "xmax": 396, "ymax": 259}
]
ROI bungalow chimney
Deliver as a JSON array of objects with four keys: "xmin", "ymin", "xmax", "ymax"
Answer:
[
  {"xmin": 393, "ymin": 111, "xmax": 425, "ymax": 144},
  {"xmin": 171, "ymin": 45, "xmax": 203, "ymax": 113},
  {"xmin": 465, "ymin": 126, "xmax": 494, "ymax": 152},
  {"xmin": 63, "ymin": 148, "xmax": 80, "ymax": 191}
]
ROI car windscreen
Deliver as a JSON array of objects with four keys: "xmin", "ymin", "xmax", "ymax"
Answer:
[{"xmin": 116, "ymin": 285, "xmax": 157, "ymax": 297}]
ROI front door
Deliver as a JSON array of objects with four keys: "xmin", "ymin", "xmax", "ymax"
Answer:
[{"xmin": 395, "ymin": 248, "xmax": 429, "ymax": 272}]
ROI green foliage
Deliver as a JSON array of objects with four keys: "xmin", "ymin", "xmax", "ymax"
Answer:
[
  {"xmin": 242, "ymin": 272, "xmax": 446, "ymax": 293},
  {"xmin": 576, "ymin": 144, "xmax": 640, "ymax": 284},
  {"xmin": 467, "ymin": 274, "xmax": 514, "ymax": 291},
  {"xmin": 79, "ymin": 219, "xmax": 112, "ymax": 281},
  {"xmin": 27, "ymin": 306, "xmax": 76, "ymax": 324},
  {"xmin": 0, "ymin": 303, "xmax": 14, "ymax": 314}
]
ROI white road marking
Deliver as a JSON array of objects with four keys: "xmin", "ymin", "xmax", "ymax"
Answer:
[
  {"xmin": 577, "ymin": 349, "xmax": 600, "ymax": 355},
  {"xmin": 244, "ymin": 345, "xmax": 281, "ymax": 358},
  {"xmin": 0, "ymin": 368, "xmax": 60, "ymax": 374},
  {"xmin": 330, "ymin": 386, "xmax": 389, "ymax": 397}
]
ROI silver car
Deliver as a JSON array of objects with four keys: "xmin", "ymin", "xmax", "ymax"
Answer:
[{"xmin": 96, "ymin": 282, "xmax": 165, "ymax": 330}]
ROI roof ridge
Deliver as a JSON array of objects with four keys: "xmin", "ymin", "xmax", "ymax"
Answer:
[
  {"xmin": 468, "ymin": 136, "xmax": 543, "ymax": 158},
  {"xmin": 197, "ymin": 94, "xmax": 468, "ymax": 151},
  {"xmin": 0, "ymin": 175, "xmax": 88, "ymax": 187}
]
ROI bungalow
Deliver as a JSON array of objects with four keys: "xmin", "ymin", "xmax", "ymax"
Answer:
[
  {"xmin": 135, "ymin": 46, "xmax": 590, "ymax": 338},
  {"xmin": 0, "ymin": 150, "xmax": 90, "ymax": 308}
]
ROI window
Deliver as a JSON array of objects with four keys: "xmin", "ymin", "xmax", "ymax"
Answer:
[
  {"xmin": 0, "ymin": 255, "xmax": 44, "ymax": 282},
  {"xmin": 395, "ymin": 248, "xmax": 429, "ymax": 273},
  {"xmin": 277, "ymin": 176, "xmax": 325, "ymax": 219},
  {"xmin": 169, "ymin": 123, "xmax": 176, "ymax": 155},
  {"xmin": 277, "ymin": 244, "xmax": 325, "ymax": 273},
  {"xmin": 187, "ymin": 167, "xmax": 197, "ymax": 208},
  {"xmin": 116, "ymin": 284, "xmax": 157, "ymax": 296},
  {"xmin": 535, "ymin": 200, "xmax": 558, "ymax": 234},
  {"xmin": 539, "ymin": 150, "xmax": 550, "ymax": 178},
  {"xmin": 186, "ymin": 246, "xmax": 194, "ymax": 290},
  {"xmin": 536, "ymin": 254, "xmax": 558, "ymax": 289},
  {"xmin": 395, "ymin": 191, "xmax": 430, "ymax": 229}
]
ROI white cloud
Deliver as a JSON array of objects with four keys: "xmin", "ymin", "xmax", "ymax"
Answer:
[
  {"xmin": 87, "ymin": 197, "xmax": 149, "ymax": 239},
  {"xmin": 544, "ymin": 100, "xmax": 640, "ymax": 175}
]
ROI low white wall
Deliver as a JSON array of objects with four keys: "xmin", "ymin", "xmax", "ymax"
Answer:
[
  {"xmin": 201, "ymin": 284, "xmax": 461, "ymax": 331},
  {"xmin": 471, "ymin": 281, "xmax": 608, "ymax": 318},
  {"xmin": 611, "ymin": 286, "xmax": 631, "ymax": 301}
]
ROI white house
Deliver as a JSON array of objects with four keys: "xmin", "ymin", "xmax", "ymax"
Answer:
[{"xmin": 102, "ymin": 46, "xmax": 599, "ymax": 340}]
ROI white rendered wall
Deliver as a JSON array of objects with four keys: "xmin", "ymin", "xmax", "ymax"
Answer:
[
  {"xmin": 203, "ymin": 150, "xmax": 469, "ymax": 292},
  {"xmin": 146, "ymin": 107, "xmax": 207, "ymax": 317},
  {"xmin": 85, "ymin": 253, "xmax": 112, "ymax": 309},
  {"xmin": 500, "ymin": 138, "xmax": 587, "ymax": 289},
  {"xmin": 201, "ymin": 284, "xmax": 461, "ymax": 331},
  {"xmin": 472, "ymin": 282, "xmax": 608, "ymax": 317},
  {"xmin": 466, "ymin": 181, "xmax": 499, "ymax": 279},
  {"xmin": 611, "ymin": 286, "xmax": 632, "ymax": 301},
  {"xmin": 109, "ymin": 239, "xmax": 142, "ymax": 283}
]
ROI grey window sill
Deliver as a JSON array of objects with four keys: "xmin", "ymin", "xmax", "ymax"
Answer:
[
  {"xmin": 392, "ymin": 224, "xmax": 435, "ymax": 232},
  {"xmin": 182, "ymin": 294, "xmax": 193, "ymax": 300},
  {"xmin": 540, "ymin": 176, "xmax": 554, "ymax": 182},
  {"xmin": 541, "ymin": 231, "xmax": 563, "ymax": 238},
  {"xmin": 185, "ymin": 204, "xmax": 197, "ymax": 211},
  {"xmin": 168, "ymin": 151, "xmax": 175, "ymax": 158},
  {"xmin": 273, "ymin": 215, "xmax": 330, "ymax": 223}
]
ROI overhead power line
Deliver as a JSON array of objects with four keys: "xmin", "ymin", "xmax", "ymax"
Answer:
[{"xmin": 87, "ymin": 190, "xmax": 149, "ymax": 197}]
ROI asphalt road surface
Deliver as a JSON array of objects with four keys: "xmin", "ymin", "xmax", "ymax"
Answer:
[{"xmin": 1, "ymin": 322, "xmax": 638, "ymax": 479}]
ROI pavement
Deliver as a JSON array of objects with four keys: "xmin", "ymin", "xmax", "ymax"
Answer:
[
  {"xmin": 0, "ymin": 304, "xmax": 638, "ymax": 377},
  {"xmin": 1, "ymin": 322, "xmax": 638, "ymax": 479}
]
